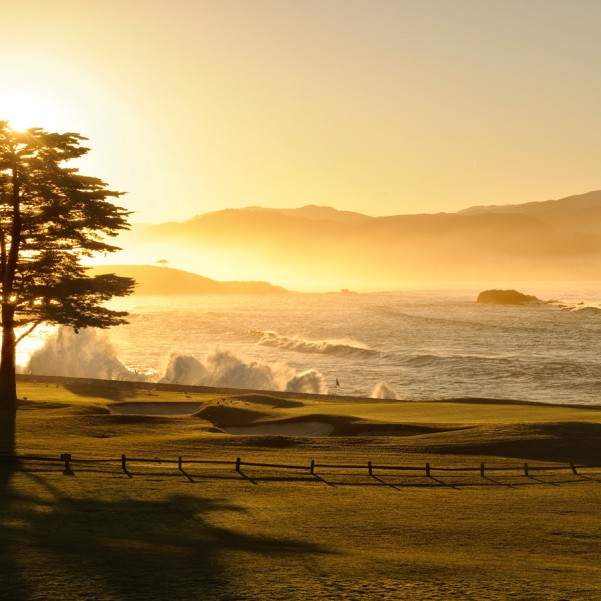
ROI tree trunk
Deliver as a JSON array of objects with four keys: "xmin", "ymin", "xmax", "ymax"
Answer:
[
  {"xmin": 1, "ymin": 145, "xmax": 19, "ymax": 407},
  {"xmin": 0, "ymin": 308, "xmax": 17, "ymax": 455},
  {"xmin": 0, "ymin": 145, "xmax": 19, "ymax": 457},
  {"xmin": 0, "ymin": 308, "xmax": 17, "ymax": 404}
]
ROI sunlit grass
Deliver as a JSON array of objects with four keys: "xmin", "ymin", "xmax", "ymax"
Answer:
[{"xmin": 3, "ymin": 377, "xmax": 601, "ymax": 599}]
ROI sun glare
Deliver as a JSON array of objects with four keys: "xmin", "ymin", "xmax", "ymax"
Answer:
[{"xmin": 3, "ymin": 89, "xmax": 67, "ymax": 132}]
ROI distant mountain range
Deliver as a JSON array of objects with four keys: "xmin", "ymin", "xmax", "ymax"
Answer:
[
  {"xmin": 118, "ymin": 190, "xmax": 601, "ymax": 286},
  {"xmin": 88, "ymin": 265, "xmax": 287, "ymax": 295},
  {"xmin": 239, "ymin": 204, "xmax": 371, "ymax": 224}
]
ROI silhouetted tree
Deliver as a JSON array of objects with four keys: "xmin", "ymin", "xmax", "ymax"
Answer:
[{"xmin": 0, "ymin": 122, "xmax": 135, "ymax": 411}]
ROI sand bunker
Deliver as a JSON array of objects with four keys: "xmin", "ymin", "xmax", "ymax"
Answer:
[
  {"xmin": 223, "ymin": 422, "xmax": 335, "ymax": 436},
  {"xmin": 108, "ymin": 402, "xmax": 438, "ymax": 438},
  {"xmin": 110, "ymin": 402, "xmax": 201, "ymax": 416}
]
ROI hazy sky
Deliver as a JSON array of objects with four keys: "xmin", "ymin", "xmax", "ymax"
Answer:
[{"xmin": 2, "ymin": 0, "xmax": 600, "ymax": 223}]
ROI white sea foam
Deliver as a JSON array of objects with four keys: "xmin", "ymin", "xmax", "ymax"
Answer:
[
  {"xmin": 25, "ymin": 326, "xmax": 328, "ymax": 394},
  {"xmin": 162, "ymin": 349, "xmax": 327, "ymax": 393},
  {"xmin": 285, "ymin": 369, "xmax": 327, "ymax": 394},
  {"xmin": 370, "ymin": 382, "xmax": 399, "ymax": 400},
  {"xmin": 163, "ymin": 349, "xmax": 282, "ymax": 389},
  {"xmin": 26, "ymin": 327, "xmax": 137, "ymax": 380}
]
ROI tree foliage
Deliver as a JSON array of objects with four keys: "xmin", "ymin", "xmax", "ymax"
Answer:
[{"xmin": 0, "ymin": 122, "xmax": 135, "ymax": 402}]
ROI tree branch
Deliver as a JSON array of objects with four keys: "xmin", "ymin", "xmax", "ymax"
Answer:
[{"xmin": 15, "ymin": 320, "xmax": 43, "ymax": 344}]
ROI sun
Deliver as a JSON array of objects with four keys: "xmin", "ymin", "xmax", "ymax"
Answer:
[
  {"xmin": 3, "ymin": 88, "xmax": 69, "ymax": 132},
  {"xmin": 0, "ymin": 51, "xmax": 95, "ymax": 134}
]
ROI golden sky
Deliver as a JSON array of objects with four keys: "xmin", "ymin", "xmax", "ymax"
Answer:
[{"xmin": 2, "ymin": 0, "xmax": 600, "ymax": 223}]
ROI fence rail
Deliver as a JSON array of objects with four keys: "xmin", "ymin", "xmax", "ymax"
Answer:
[{"xmin": 0, "ymin": 453, "xmax": 598, "ymax": 480}]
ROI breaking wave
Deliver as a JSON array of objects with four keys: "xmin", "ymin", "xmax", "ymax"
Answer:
[
  {"xmin": 566, "ymin": 305, "xmax": 601, "ymax": 315},
  {"xmin": 249, "ymin": 329, "xmax": 379, "ymax": 358},
  {"xmin": 370, "ymin": 382, "xmax": 399, "ymax": 400},
  {"xmin": 26, "ymin": 326, "xmax": 328, "ymax": 394},
  {"xmin": 285, "ymin": 369, "xmax": 327, "ymax": 394},
  {"xmin": 162, "ymin": 349, "xmax": 327, "ymax": 394},
  {"xmin": 26, "ymin": 327, "xmax": 137, "ymax": 380},
  {"xmin": 400, "ymin": 353, "xmax": 520, "ymax": 369}
]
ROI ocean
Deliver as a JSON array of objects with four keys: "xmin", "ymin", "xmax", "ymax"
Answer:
[{"xmin": 23, "ymin": 286, "xmax": 601, "ymax": 406}]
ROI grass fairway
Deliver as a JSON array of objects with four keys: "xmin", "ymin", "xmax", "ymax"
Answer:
[{"xmin": 1, "ymin": 377, "xmax": 601, "ymax": 600}]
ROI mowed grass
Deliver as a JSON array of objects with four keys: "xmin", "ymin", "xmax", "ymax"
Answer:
[{"xmin": 2, "ymin": 378, "xmax": 601, "ymax": 600}]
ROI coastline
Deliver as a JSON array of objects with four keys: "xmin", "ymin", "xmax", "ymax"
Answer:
[{"xmin": 16, "ymin": 373, "xmax": 601, "ymax": 410}]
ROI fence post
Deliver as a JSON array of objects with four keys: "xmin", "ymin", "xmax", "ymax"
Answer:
[
  {"xmin": 310, "ymin": 459, "xmax": 315, "ymax": 475},
  {"xmin": 480, "ymin": 463, "xmax": 485, "ymax": 477},
  {"xmin": 61, "ymin": 453, "xmax": 73, "ymax": 475},
  {"xmin": 570, "ymin": 462, "xmax": 578, "ymax": 475},
  {"xmin": 368, "ymin": 461, "xmax": 373, "ymax": 476},
  {"xmin": 523, "ymin": 463, "xmax": 529, "ymax": 476},
  {"xmin": 235, "ymin": 457, "xmax": 241, "ymax": 472},
  {"xmin": 426, "ymin": 463, "xmax": 431, "ymax": 477},
  {"xmin": 178, "ymin": 456, "xmax": 183, "ymax": 471}
]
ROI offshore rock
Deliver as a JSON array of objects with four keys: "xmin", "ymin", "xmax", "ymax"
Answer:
[{"xmin": 477, "ymin": 289, "xmax": 540, "ymax": 305}]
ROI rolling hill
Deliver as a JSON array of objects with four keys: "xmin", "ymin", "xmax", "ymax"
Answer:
[
  {"xmin": 87, "ymin": 265, "xmax": 288, "ymax": 295},
  {"xmin": 117, "ymin": 191, "xmax": 601, "ymax": 287}
]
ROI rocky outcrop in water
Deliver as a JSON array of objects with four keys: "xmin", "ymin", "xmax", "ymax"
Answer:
[{"xmin": 477, "ymin": 289, "xmax": 539, "ymax": 305}]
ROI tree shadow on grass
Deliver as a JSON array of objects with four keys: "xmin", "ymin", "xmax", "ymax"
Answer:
[
  {"xmin": 0, "ymin": 404, "xmax": 16, "ymax": 494},
  {"xmin": 0, "ymin": 470, "xmax": 329, "ymax": 601},
  {"xmin": 0, "ymin": 405, "xmax": 23, "ymax": 601}
]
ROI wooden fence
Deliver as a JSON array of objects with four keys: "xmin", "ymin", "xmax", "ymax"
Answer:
[{"xmin": 0, "ymin": 453, "xmax": 598, "ymax": 481}]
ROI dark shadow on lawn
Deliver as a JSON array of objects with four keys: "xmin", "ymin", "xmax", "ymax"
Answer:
[
  {"xmin": 62, "ymin": 381, "xmax": 139, "ymax": 401},
  {"xmin": 428, "ymin": 476, "xmax": 462, "ymax": 490},
  {"xmin": 370, "ymin": 475, "xmax": 401, "ymax": 490},
  {"xmin": 179, "ymin": 468, "xmax": 195, "ymax": 482},
  {"xmin": 0, "ymin": 473, "xmax": 329, "ymax": 601},
  {"xmin": 482, "ymin": 476, "xmax": 515, "ymax": 488},
  {"xmin": 526, "ymin": 475, "xmax": 561, "ymax": 487},
  {"xmin": 0, "ymin": 404, "xmax": 17, "ymax": 493},
  {"xmin": 311, "ymin": 473, "xmax": 337, "ymax": 487},
  {"xmin": 236, "ymin": 469, "xmax": 258, "ymax": 485},
  {"xmin": 0, "ymin": 404, "xmax": 26, "ymax": 600},
  {"xmin": 433, "ymin": 422, "xmax": 601, "ymax": 465},
  {"xmin": 576, "ymin": 473, "xmax": 601, "ymax": 484}
]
